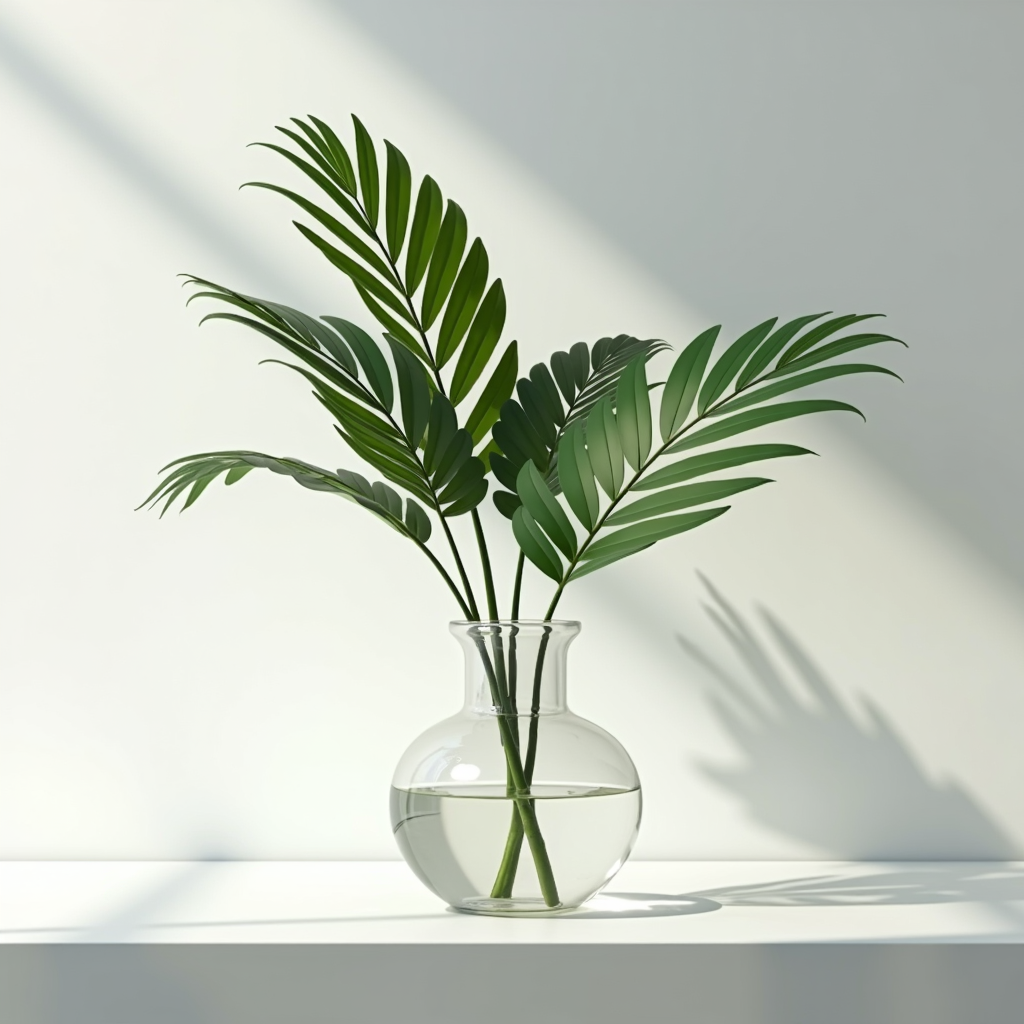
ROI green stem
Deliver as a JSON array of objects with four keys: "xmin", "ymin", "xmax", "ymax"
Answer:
[
  {"xmin": 472, "ymin": 635, "xmax": 559, "ymax": 907},
  {"xmin": 511, "ymin": 551, "xmax": 525, "ymax": 621},
  {"xmin": 490, "ymin": 624, "xmax": 552, "ymax": 897},
  {"xmin": 415, "ymin": 540, "xmax": 474, "ymax": 620},
  {"xmin": 439, "ymin": 514, "xmax": 480, "ymax": 620},
  {"xmin": 471, "ymin": 510, "xmax": 499, "ymax": 622}
]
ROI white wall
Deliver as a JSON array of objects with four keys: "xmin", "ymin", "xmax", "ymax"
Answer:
[{"xmin": 1, "ymin": 0, "xmax": 1021, "ymax": 861}]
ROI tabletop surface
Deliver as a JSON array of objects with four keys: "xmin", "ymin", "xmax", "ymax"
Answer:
[{"xmin": 2, "ymin": 860, "xmax": 1022, "ymax": 945}]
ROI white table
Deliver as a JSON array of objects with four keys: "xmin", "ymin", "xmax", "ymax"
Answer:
[{"xmin": 2, "ymin": 861, "xmax": 1022, "ymax": 1023}]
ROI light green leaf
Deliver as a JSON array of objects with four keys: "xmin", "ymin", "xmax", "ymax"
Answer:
[
  {"xmin": 351, "ymin": 115, "xmax": 379, "ymax": 229},
  {"xmin": 464, "ymin": 340, "xmax": 517, "ymax": 444},
  {"xmin": 420, "ymin": 200, "xmax": 467, "ymax": 329},
  {"xmin": 606, "ymin": 477, "xmax": 771, "ymax": 526},
  {"xmin": 736, "ymin": 312, "xmax": 828, "ymax": 388},
  {"xmin": 322, "ymin": 317, "xmax": 394, "ymax": 411},
  {"xmin": 405, "ymin": 176, "xmax": 443, "ymax": 294},
  {"xmin": 557, "ymin": 422, "xmax": 599, "ymax": 531},
  {"xmin": 582, "ymin": 506, "xmax": 731, "ymax": 562},
  {"xmin": 616, "ymin": 356, "xmax": 652, "ymax": 471},
  {"xmin": 667, "ymin": 400, "xmax": 863, "ymax": 454},
  {"xmin": 405, "ymin": 498, "xmax": 432, "ymax": 542},
  {"xmin": 765, "ymin": 334, "xmax": 906, "ymax": 377},
  {"xmin": 387, "ymin": 337, "xmax": 431, "ymax": 447},
  {"xmin": 713, "ymin": 363, "xmax": 901, "ymax": 416},
  {"xmin": 224, "ymin": 465, "xmax": 253, "ymax": 485},
  {"xmin": 450, "ymin": 279, "xmax": 507, "ymax": 406},
  {"xmin": 660, "ymin": 326, "xmax": 719, "ymax": 441},
  {"xmin": 383, "ymin": 140, "xmax": 412, "ymax": 260},
  {"xmin": 516, "ymin": 462, "xmax": 577, "ymax": 559},
  {"xmin": 697, "ymin": 319, "xmax": 776, "ymax": 416},
  {"xmin": 436, "ymin": 238, "xmax": 488, "ymax": 367},
  {"xmin": 635, "ymin": 443, "xmax": 814, "ymax": 491},
  {"xmin": 567, "ymin": 543, "xmax": 655, "ymax": 581},
  {"xmin": 512, "ymin": 506, "xmax": 564, "ymax": 581},
  {"xmin": 586, "ymin": 396, "xmax": 624, "ymax": 499},
  {"xmin": 779, "ymin": 313, "xmax": 884, "ymax": 366}
]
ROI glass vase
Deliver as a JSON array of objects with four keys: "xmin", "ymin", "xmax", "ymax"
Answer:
[{"xmin": 391, "ymin": 620, "xmax": 641, "ymax": 916}]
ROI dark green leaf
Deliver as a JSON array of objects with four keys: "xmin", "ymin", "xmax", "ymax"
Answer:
[
  {"xmin": 512, "ymin": 506, "xmax": 564, "ymax": 581},
  {"xmin": 517, "ymin": 378, "xmax": 558, "ymax": 449},
  {"xmin": 423, "ymin": 393, "xmax": 458, "ymax": 475},
  {"xmin": 351, "ymin": 115, "xmax": 379, "ymax": 228},
  {"xmin": 567, "ymin": 543, "xmax": 655, "ymax": 581},
  {"xmin": 492, "ymin": 399, "xmax": 549, "ymax": 470},
  {"xmin": 713, "ymin": 363, "xmax": 901, "ymax": 416},
  {"xmin": 493, "ymin": 490, "xmax": 523, "ymax": 519},
  {"xmin": 420, "ymin": 201, "xmax": 467, "ymax": 329},
  {"xmin": 779, "ymin": 313, "xmax": 884, "ymax": 366},
  {"xmin": 433, "ymin": 429, "xmax": 473, "ymax": 490},
  {"xmin": 736, "ymin": 312, "xmax": 828, "ymax": 388},
  {"xmin": 582, "ymin": 507, "xmax": 730, "ymax": 562},
  {"xmin": 405, "ymin": 176, "xmax": 443, "ymax": 293},
  {"xmin": 616, "ymin": 356, "xmax": 652, "ymax": 471},
  {"xmin": 383, "ymin": 140, "xmax": 412, "ymax": 259},
  {"xmin": 489, "ymin": 452, "xmax": 519, "ymax": 492},
  {"xmin": 387, "ymin": 337, "xmax": 431, "ymax": 446},
  {"xmin": 606, "ymin": 477, "xmax": 771, "ymax": 526},
  {"xmin": 436, "ymin": 238, "xmax": 488, "ymax": 367},
  {"xmin": 550, "ymin": 350, "xmax": 577, "ymax": 404},
  {"xmin": 322, "ymin": 317, "xmax": 394, "ymax": 411},
  {"xmin": 697, "ymin": 319, "xmax": 777, "ymax": 416},
  {"xmin": 242, "ymin": 182, "xmax": 400, "ymax": 288},
  {"xmin": 530, "ymin": 363, "xmax": 565, "ymax": 428},
  {"xmin": 634, "ymin": 443, "xmax": 814, "ymax": 491},
  {"xmin": 198, "ymin": 312, "xmax": 371, "ymax": 406},
  {"xmin": 371, "ymin": 480, "xmax": 404, "ymax": 519},
  {"xmin": 517, "ymin": 462, "xmax": 577, "ymax": 559},
  {"xmin": 570, "ymin": 342, "xmax": 590, "ymax": 390},
  {"xmin": 557, "ymin": 422, "xmax": 599, "ymax": 531},
  {"xmin": 405, "ymin": 498, "xmax": 432, "ymax": 542},
  {"xmin": 586, "ymin": 396, "xmax": 624, "ymax": 499},
  {"xmin": 293, "ymin": 222, "xmax": 413, "ymax": 325},
  {"xmin": 307, "ymin": 115, "xmax": 357, "ymax": 193},
  {"xmin": 765, "ymin": 334, "xmax": 906, "ymax": 377},
  {"xmin": 437, "ymin": 455, "xmax": 486, "ymax": 506},
  {"xmin": 449, "ymin": 280, "xmax": 507, "ymax": 406},
  {"xmin": 350, "ymin": 283, "xmax": 429, "ymax": 363},
  {"xmin": 464, "ymin": 340, "xmax": 518, "ymax": 445},
  {"xmin": 667, "ymin": 400, "xmax": 864, "ymax": 453},
  {"xmin": 251, "ymin": 141, "xmax": 370, "ymax": 235},
  {"xmin": 273, "ymin": 125, "xmax": 353, "ymax": 197},
  {"xmin": 442, "ymin": 476, "xmax": 488, "ymax": 517}
]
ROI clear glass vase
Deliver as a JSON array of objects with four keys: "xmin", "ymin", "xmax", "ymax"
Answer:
[{"xmin": 391, "ymin": 620, "xmax": 642, "ymax": 916}]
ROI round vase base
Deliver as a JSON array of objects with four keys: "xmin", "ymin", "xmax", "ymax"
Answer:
[{"xmin": 454, "ymin": 896, "xmax": 577, "ymax": 917}]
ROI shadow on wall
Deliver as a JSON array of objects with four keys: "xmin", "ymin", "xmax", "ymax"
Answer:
[{"xmin": 679, "ymin": 577, "xmax": 1018, "ymax": 861}]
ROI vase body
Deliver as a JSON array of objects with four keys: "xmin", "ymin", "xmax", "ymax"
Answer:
[{"xmin": 391, "ymin": 621, "xmax": 641, "ymax": 916}]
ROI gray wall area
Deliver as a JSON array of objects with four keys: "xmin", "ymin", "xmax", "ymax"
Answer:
[{"xmin": 333, "ymin": 0, "xmax": 1024, "ymax": 586}]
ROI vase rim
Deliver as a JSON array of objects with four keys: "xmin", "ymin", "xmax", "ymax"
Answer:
[{"xmin": 450, "ymin": 618, "xmax": 581, "ymax": 629}]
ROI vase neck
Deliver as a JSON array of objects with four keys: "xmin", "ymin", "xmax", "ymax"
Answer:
[{"xmin": 451, "ymin": 620, "xmax": 580, "ymax": 716}]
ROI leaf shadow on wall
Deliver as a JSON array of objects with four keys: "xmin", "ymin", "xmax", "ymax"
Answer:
[{"xmin": 680, "ymin": 577, "xmax": 1018, "ymax": 862}]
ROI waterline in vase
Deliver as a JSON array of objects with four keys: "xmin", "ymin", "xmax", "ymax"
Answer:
[{"xmin": 391, "ymin": 782, "xmax": 641, "ymax": 914}]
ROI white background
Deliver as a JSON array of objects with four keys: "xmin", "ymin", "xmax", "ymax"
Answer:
[{"xmin": 1, "ymin": 0, "xmax": 1022, "ymax": 861}]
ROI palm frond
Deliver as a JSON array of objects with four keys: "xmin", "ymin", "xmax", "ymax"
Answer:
[
  {"xmin": 507, "ymin": 314, "xmax": 904, "ymax": 607},
  {"xmin": 489, "ymin": 334, "xmax": 669, "ymax": 518}
]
